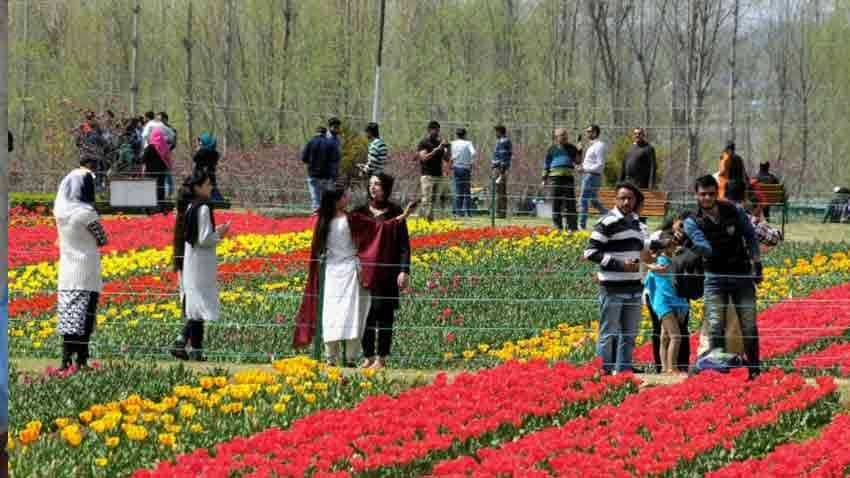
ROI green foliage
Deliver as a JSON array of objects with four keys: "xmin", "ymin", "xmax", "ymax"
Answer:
[
  {"xmin": 339, "ymin": 123, "xmax": 369, "ymax": 182},
  {"xmin": 11, "ymin": 192, "xmax": 55, "ymax": 212}
]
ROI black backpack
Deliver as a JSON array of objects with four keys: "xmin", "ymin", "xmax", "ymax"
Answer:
[{"xmin": 671, "ymin": 246, "xmax": 704, "ymax": 300}]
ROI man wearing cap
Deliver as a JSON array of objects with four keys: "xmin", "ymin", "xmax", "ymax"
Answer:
[
  {"xmin": 417, "ymin": 121, "xmax": 451, "ymax": 221},
  {"xmin": 583, "ymin": 181, "xmax": 660, "ymax": 374},
  {"xmin": 450, "ymin": 127, "xmax": 477, "ymax": 217}
]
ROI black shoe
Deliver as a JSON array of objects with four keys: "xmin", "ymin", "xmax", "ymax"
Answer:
[
  {"xmin": 170, "ymin": 340, "xmax": 189, "ymax": 360},
  {"xmin": 189, "ymin": 350, "xmax": 207, "ymax": 362},
  {"xmin": 60, "ymin": 343, "xmax": 74, "ymax": 370}
]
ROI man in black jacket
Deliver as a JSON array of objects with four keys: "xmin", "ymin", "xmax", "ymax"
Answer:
[
  {"xmin": 684, "ymin": 175, "xmax": 763, "ymax": 378},
  {"xmin": 619, "ymin": 128, "xmax": 657, "ymax": 189},
  {"xmin": 302, "ymin": 126, "xmax": 340, "ymax": 212}
]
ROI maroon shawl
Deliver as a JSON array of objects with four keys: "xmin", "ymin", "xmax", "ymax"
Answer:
[{"xmin": 292, "ymin": 212, "xmax": 406, "ymax": 348}]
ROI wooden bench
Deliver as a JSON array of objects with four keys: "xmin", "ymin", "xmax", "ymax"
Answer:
[
  {"xmin": 757, "ymin": 183, "xmax": 788, "ymax": 235},
  {"xmin": 598, "ymin": 189, "xmax": 669, "ymax": 218}
]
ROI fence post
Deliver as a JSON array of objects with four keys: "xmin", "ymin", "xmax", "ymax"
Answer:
[
  {"xmin": 490, "ymin": 173, "xmax": 496, "ymax": 228},
  {"xmin": 312, "ymin": 253, "xmax": 326, "ymax": 362}
]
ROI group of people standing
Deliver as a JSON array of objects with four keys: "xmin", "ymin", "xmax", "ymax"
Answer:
[
  {"xmin": 585, "ymin": 147, "xmax": 782, "ymax": 377},
  {"xmin": 300, "ymin": 118, "xmax": 513, "ymax": 220},
  {"xmin": 72, "ymin": 109, "xmax": 224, "ymax": 208},
  {"xmin": 53, "ymin": 155, "xmax": 228, "ymax": 365}
]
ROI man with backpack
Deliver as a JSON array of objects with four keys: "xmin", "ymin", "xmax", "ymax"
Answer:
[{"xmin": 683, "ymin": 175, "xmax": 763, "ymax": 378}]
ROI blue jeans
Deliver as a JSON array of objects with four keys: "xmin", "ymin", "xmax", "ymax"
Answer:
[
  {"xmin": 453, "ymin": 167, "xmax": 472, "ymax": 216},
  {"xmin": 597, "ymin": 290, "xmax": 642, "ymax": 372},
  {"xmin": 579, "ymin": 173, "xmax": 607, "ymax": 229},
  {"xmin": 703, "ymin": 275, "xmax": 759, "ymax": 367},
  {"xmin": 164, "ymin": 171, "xmax": 175, "ymax": 199},
  {"xmin": 307, "ymin": 177, "xmax": 335, "ymax": 211}
]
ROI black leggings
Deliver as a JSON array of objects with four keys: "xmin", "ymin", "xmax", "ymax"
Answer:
[
  {"xmin": 62, "ymin": 291, "xmax": 99, "ymax": 367},
  {"xmin": 362, "ymin": 299, "xmax": 396, "ymax": 358}
]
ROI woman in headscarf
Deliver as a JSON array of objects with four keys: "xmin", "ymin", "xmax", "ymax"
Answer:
[
  {"xmin": 353, "ymin": 173, "xmax": 411, "ymax": 369},
  {"xmin": 169, "ymin": 170, "xmax": 230, "ymax": 361},
  {"xmin": 193, "ymin": 132, "xmax": 223, "ymax": 201},
  {"xmin": 142, "ymin": 128, "xmax": 172, "ymax": 206},
  {"xmin": 293, "ymin": 184, "xmax": 415, "ymax": 366},
  {"xmin": 54, "ymin": 158, "xmax": 108, "ymax": 370}
]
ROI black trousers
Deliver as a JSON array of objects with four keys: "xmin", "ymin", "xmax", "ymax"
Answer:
[
  {"xmin": 648, "ymin": 300, "xmax": 691, "ymax": 373},
  {"xmin": 177, "ymin": 298, "xmax": 205, "ymax": 351},
  {"xmin": 549, "ymin": 175, "xmax": 577, "ymax": 231},
  {"xmin": 362, "ymin": 299, "xmax": 396, "ymax": 358},
  {"xmin": 62, "ymin": 291, "xmax": 99, "ymax": 368}
]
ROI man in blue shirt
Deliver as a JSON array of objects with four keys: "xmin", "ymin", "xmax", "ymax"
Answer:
[
  {"xmin": 683, "ymin": 175, "xmax": 763, "ymax": 377},
  {"xmin": 302, "ymin": 126, "xmax": 340, "ymax": 212}
]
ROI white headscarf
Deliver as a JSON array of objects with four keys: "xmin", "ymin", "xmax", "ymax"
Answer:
[{"xmin": 54, "ymin": 168, "xmax": 96, "ymax": 222}]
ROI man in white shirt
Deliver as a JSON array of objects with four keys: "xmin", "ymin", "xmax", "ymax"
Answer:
[
  {"xmin": 141, "ymin": 111, "xmax": 176, "ymax": 150},
  {"xmin": 450, "ymin": 128, "xmax": 477, "ymax": 217},
  {"xmin": 577, "ymin": 124, "xmax": 609, "ymax": 229}
]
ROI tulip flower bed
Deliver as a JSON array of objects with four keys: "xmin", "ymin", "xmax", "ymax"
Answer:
[
  {"xmin": 9, "ymin": 357, "xmax": 409, "ymax": 478},
  {"xmin": 633, "ymin": 250, "xmax": 850, "ymax": 368},
  {"xmin": 7, "ymin": 217, "xmax": 459, "ymax": 314},
  {"xmin": 10, "ymin": 362, "xmax": 199, "ymax": 432},
  {"xmin": 706, "ymin": 414, "xmax": 850, "ymax": 478},
  {"xmin": 8, "ymin": 215, "xmax": 459, "ymax": 296},
  {"xmin": 8, "ymin": 210, "xmax": 314, "ymax": 272},
  {"xmin": 9, "ymin": 228, "xmax": 556, "ymax": 361},
  {"xmin": 12, "ymin": 227, "xmax": 600, "ymax": 366},
  {"xmin": 130, "ymin": 360, "xmax": 638, "ymax": 478},
  {"xmin": 428, "ymin": 369, "xmax": 839, "ymax": 477},
  {"xmin": 793, "ymin": 341, "xmax": 850, "ymax": 377}
]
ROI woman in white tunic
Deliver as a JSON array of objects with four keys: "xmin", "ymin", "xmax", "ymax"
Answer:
[
  {"xmin": 55, "ymin": 160, "xmax": 108, "ymax": 369},
  {"xmin": 294, "ymin": 187, "xmax": 416, "ymax": 366},
  {"xmin": 317, "ymin": 189, "xmax": 371, "ymax": 365},
  {"xmin": 170, "ymin": 171, "xmax": 229, "ymax": 361}
]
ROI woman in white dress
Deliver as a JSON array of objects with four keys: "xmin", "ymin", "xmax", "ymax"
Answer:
[
  {"xmin": 169, "ymin": 171, "xmax": 230, "ymax": 361},
  {"xmin": 294, "ymin": 187, "xmax": 416, "ymax": 366},
  {"xmin": 315, "ymin": 189, "xmax": 371, "ymax": 365}
]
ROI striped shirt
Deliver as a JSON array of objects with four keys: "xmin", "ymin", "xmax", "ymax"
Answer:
[
  {"xmin": 583, "ymin": 207, "xmax": 650, "ymax": 292},
  {"xmin": 366, "ymin": 137, "xmax": 388, "ymax": 175}
]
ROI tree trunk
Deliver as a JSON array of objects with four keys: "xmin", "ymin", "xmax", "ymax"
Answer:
[
  {"xmin": 223, "ymin": 0, "xmax": 234, "ymax": 155},
  {"xmin": 130, "ymin": 0, "xmax": 141, "ymax": 116},
  {"xmin": 184, "ymin": 0, "xmax": 194, "ymax": 147},
  {"xmin": 799, "ymin": 94, "xmax": 809, "ymax": 195},
  {"xmin": 19, "ymin": 0, "xmax": 31, "ymax": 148},
  {"xmin": 728, "ymin": 0, "xmax": 739, "ymax": 142},
  {"xmin": 277, "ymin": 0, "xmax": 293, "ymax": 142}
]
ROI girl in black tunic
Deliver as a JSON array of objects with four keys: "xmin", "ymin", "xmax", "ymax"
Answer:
[{"xmin": 354, "ymin": 174, "xmax": 411, "ymax": 369}]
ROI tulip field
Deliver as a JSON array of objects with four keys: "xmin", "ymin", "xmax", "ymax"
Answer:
[{"xmin": 8, "ymin": 207, "xmax": 850, "ymax": 477}]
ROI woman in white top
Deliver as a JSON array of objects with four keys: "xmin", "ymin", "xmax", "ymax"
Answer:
[
  {"xmin": 313, "ymin": 188, "xmax": 372, "ymax": 365},
  {"xmin": 294, "ymin": 186, "xmax": 416, "ymax": 366},
  {"xmin": 169, "ymin": 171, "xmax": 230, "ymax": 361},
  {"xmin": 55, "ymin": 159, "xmax": 108, "ymax": 369}
]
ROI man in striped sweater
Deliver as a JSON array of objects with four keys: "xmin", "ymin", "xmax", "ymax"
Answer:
[
  {"xmin": 584, "ymin": 181, "xmax": 661, "ymax": 374},
  {"xmin": 363, "ymin": 122, "xmax": 388, "ymax": 176}
]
